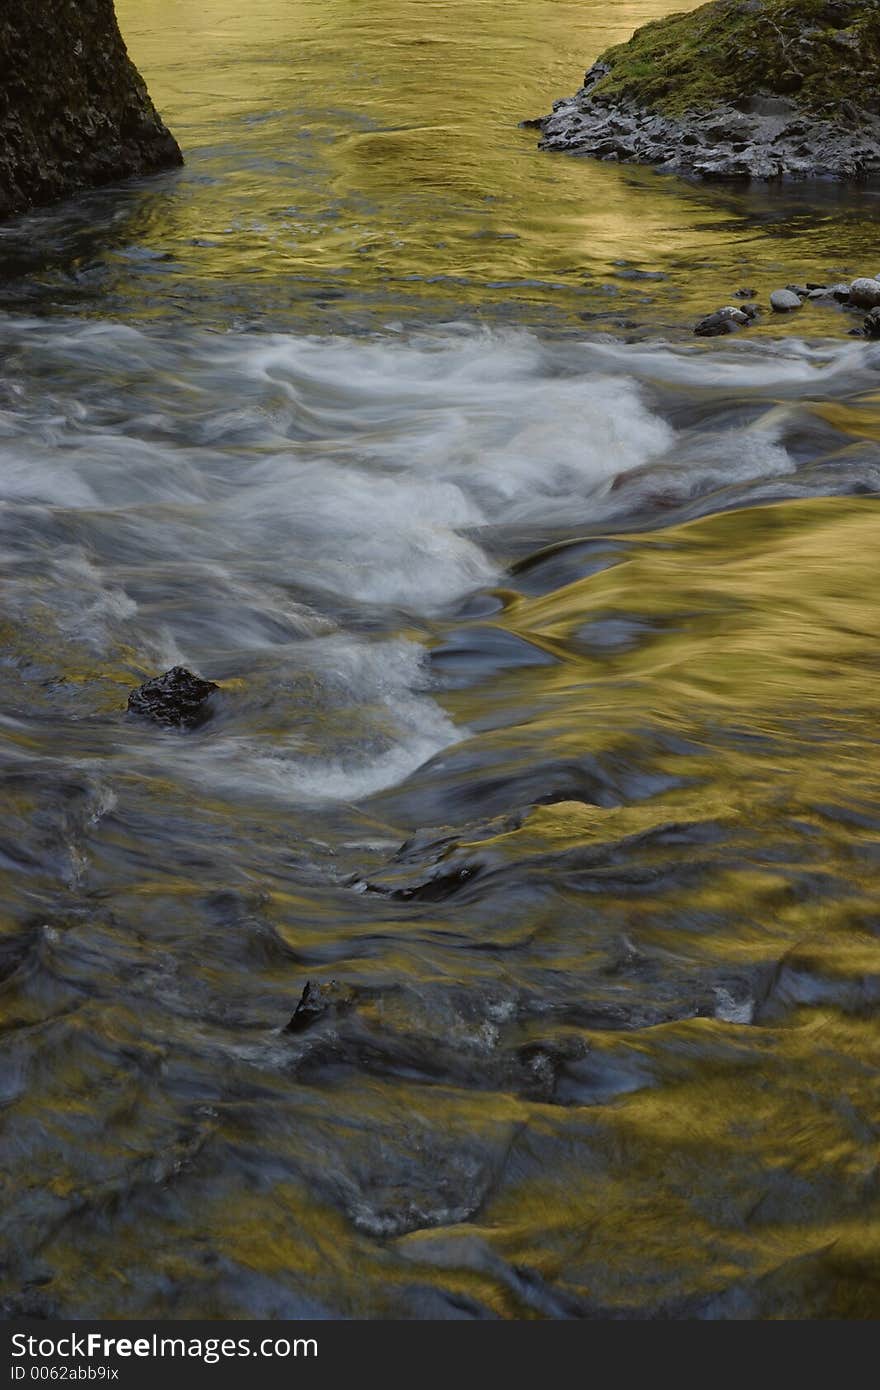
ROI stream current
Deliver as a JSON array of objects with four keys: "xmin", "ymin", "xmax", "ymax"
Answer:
[{"xmin": 1, "ymin": 0, "xmax": 879, "ymax": 1319}]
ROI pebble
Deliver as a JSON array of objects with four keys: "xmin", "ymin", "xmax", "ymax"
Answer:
[{"xmin": 770, "ymin": 288, "xmax": 802, "ymax": 312}]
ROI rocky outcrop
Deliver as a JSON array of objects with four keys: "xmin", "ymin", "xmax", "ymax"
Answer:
[
  {"xmin": 533, "ymin": 0, "xmax": 880, "ymax": 181},
  {"xmin": 0, "ymin": 1, "xmax": 182, "ymax": 220}
]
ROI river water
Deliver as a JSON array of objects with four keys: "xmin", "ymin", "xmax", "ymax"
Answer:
[{"xmin": 1, "ymin": 0, "xmax": 879, "ymax": 1319}]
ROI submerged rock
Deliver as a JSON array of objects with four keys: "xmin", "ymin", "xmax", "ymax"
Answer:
[
  {"xmin": 284, "ymin": 979, "xmax": 360, "ymax": 1033},
  {"xmin": 126, "ymin": 666, "xmax": 218, "ymax": 729},
  {"xmin": 0, "ymin": 1, "xmax": 182, "ymax": 220},
  {"xmin": 863, "ymin": 307, "xmax": 880, "ymax": 339},
  {"xmin": 281, "ymin": 972, "xmax": 599, "ymax": 1104},
  {"xmin": 534, "ymin": 0, "xmax": 880, "ymax": 182},
  {"xmin": 806, "ymin": 284, "xmax": 845, "ymax": 301}
]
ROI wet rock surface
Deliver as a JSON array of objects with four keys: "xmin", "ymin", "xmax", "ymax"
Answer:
[
  {"xmin": 0, "ymin": 1, "xmax": 182, "ymax": 221},
  {"xmin": 694, "ymin": 306, "xmax": 752, "ymax": 336},
  {"xmin": 770, "ymin": 288, "xmax": 803, "ymax": 312},
  {"xmin": 126, "ymin": 666, "xmax": 218, "ymax": 729},
  {"xmin": 537, "ymin": 94, "xmax": 880, "ymax": 182},
  {"xmin": 849, "ymin": 277, "xmax": 880, "ymax": 308},
  {"xmin": 284, "ymin": 979, "xmax": 359, "ymax": 1033}
]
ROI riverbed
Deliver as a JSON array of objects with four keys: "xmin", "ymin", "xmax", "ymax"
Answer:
[{"xmin": 1, "ymin": 0, "xmax": 879, "ymax": 1319}]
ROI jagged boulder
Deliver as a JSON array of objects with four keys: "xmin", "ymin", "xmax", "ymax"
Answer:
[
  {"xmin": 535, "ymin": 0, "xmax": 880, "ymax": 181},
  {"xmin": 127, "ymin": 667, "xmax": 219, "ymax": 730},
  {"xmin": 0, "ymin": 0, "xmax": 182, "ymax": 220}
]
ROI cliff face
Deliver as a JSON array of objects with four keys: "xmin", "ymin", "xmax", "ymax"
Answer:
[
  {"xmin": 0, "ymin": 0, "xmax": 182, "ymax": 220},
  {"xmin": 536, "ymin": 0, "xmax": 880, "ymax": 180}
]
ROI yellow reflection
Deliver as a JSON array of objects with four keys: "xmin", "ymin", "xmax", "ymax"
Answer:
[{"xmin": 111, "ymin": 0, "xmax": 879, "ymax": 325}]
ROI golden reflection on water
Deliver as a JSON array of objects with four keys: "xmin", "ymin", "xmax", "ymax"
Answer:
[
  {"xmin": 5, "ymin": 492, "xmax": 880, "ymax": 1316},
  {"xmin": 4, "ymin": 6, "xmax": 880, "ymax": 1321},
  {"xmin": 506, "ymin": 497, "xmax": 880, "ymax": 704},
  {"xmin": 112, "ymin": 0, "xmax": 880, "ymax": 329},
  {"xmin": 384, "ymin": 494, "xmax": 880, "ymax": 1316}
]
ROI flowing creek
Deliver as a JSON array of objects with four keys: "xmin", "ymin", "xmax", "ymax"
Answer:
[{"xmin": 1, "ymin": 0, "xmax": 879, "ymax": 1319}]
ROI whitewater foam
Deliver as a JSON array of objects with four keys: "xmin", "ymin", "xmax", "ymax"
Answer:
[{"xmin": 1, "ymin": 316, "xmax": 876, "ymax": 801}]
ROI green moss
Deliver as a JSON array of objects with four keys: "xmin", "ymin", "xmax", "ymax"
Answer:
[{"xmin": 587, "ymin": 0, "xmax": 880, "ymax": 117}]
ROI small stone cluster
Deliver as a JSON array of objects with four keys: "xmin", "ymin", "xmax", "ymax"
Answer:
[{"xmin": 694, "ymin": 274, "xmax": 880, "ymax": 337}]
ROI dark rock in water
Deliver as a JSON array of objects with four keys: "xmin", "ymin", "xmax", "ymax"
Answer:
[
  {"xmin": 849, "ymin": 277, "xmax": 880, "ymax": 309},
  {"xmin": 733, "ymin": 288, "xmax": 758, "ymax": 299},
  {"xmin": 694, "ymin": 306, "xmax": 750, "ymax": 337},
  {"xmin": 534, "ymin": 0, "xmax": 880, "ymax": 182},
  {"xmin": 126, "ymin": 666, "xmax": 219, "ymax": 729},
  {"xmin": 0, "ymin": 1, "xmax": 182, "ymax": 221},
  {"xmin": 863, "ymin": 308, "xmax": 880, "ymax": 340},
  {"xmin": 284, "ymin": 979, "xmax": 359, "ymax": 1034}
]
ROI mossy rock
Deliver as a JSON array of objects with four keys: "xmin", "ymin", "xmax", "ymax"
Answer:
[
  {"xmin": 537, "ymin": 0, "xmax": 880, "ymax": 179},
  {"xmin": 587, "ymin": 0, "xmax": 880, "ymax": 118}
]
